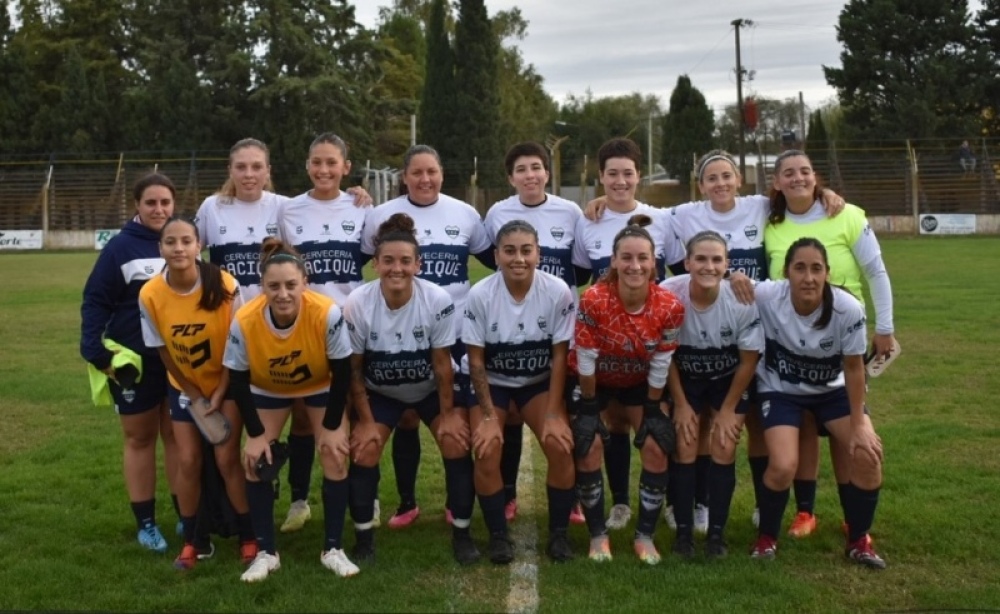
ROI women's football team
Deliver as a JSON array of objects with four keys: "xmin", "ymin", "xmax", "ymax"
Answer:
[{"xmin": 81, "ymin": 136, "xmax": 890, "ymax": 581}]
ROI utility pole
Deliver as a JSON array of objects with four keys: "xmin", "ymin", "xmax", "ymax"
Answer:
[{"xmin": 732, "ymin": 18, "xmax": 751, "ymax": 178}]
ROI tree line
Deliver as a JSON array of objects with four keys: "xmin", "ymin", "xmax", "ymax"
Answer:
[{"xmin": 2, "ymin": 0, "xmax": 999, "ymax": 190}]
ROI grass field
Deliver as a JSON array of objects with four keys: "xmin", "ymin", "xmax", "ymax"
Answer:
[{"xmin": 1, "ymin": 236, "xmax": 1000, "ymax": 612}]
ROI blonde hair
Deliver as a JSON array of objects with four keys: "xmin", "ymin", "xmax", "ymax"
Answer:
[{"xmin": 216, "ymin": 138, "xmax": 275, "ymax": 202}]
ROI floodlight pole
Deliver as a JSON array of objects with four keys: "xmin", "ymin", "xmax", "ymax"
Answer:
[{"xmin": 732, "ymin": 18, "xmax": 747, "ymax": 178}]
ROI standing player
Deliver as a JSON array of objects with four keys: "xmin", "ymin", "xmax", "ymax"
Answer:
[
  {"xmin": 482, "ymin": 141, "xmax": 587, "ymax": 524},
  {"xmin": 224, "ymin": 238, "xmax": 358, "ymax": 582},
  {"xmin": 570, "ymin": 215, "xmax": 684, "ymax": 564},
  {"xmin": 766, "ymin": 149, "xmax": 895, "ymax": 538},
  {"xmin": 660, "ymin": 231, "xmax": 762, "ymax": 559},
  {"xmin": 750, "ymin": 238, "xmax": 885, "ymax": 569},
  {"xmin": 138, "ymin": 217, "xmax": 256, "ymax": 569},
  {"xmin": 464, "ymin": 220, "xmax": 578, "ymax": 563},
  {"xmin": 81, "ymin": 172, "xmax": 180, "ymax": 553},
  {"xmin": 360, "ymin": 144, "xmax": 492, "ymax": 529},
  {"xmin": 571, "ymin": 138, "xmax": 670, "ymax": 531},
  {"xmin": 345, "ymin": 214, "xmax": 479, "ymax": 565}
]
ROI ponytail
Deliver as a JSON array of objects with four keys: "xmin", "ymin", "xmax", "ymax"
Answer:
[
  {"xmin": 814, "ymin": 282, "xmax": 834, "ymax": 330},
  {"xmin": 197, "ymin": 260, "xmax": 237, "ymax": 312}
]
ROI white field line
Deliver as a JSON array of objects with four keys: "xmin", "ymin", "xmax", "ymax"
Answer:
[{"xmin": 506, "ymin": 437, "xmax": 539, "ymax": 614}]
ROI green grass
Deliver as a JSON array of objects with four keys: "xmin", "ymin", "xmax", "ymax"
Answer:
[{"xmin": 1, "ymin": 238, "xmax": 999, "ymax": 612}]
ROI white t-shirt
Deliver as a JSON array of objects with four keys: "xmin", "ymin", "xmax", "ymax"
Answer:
[
  {"xmin": 659, "ymin": 275, "xmax": 763, "ymax": 380},
  {"xmin": 754, "ymin": 280, "xmax": 867, "ymax": 395},
  {"xmin": 484, "ymin": 194, "xmax": 582, "ymax": 289},
  {"xmin": 571, "ymin": 203, "xmax": 670, "ymax": 283},
  {"xmin": 361, "ymin": 194, "xmax": 491, "ymax": 336},
  {"xmin": 342, "ymin": 277, "xmax": 456, "ymax": 404},
  {"xmin": 462, "ymin": 270, "xmax": 576, "ymax": 388},
  {"xmin": 663, "ymin": 196, "xmax": 769, "ymax": 281},
  {"xmin": 195, "ymin": 192, "xmax": 286, "ymax": 299},
  {"xmin": 276, "ymin": 191, "xmax": 372, "ymax": 306}
]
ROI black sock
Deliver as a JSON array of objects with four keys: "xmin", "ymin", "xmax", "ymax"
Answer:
[
  {"xmin": 843, "ymin": 482, "xmax": 880, "ymax": 543},
  {"xmin": 708, "ymin": 461, "xmax": 737, "ymax": 537},
  {"xmin": 666, "ymin": 461, "xmax": 677, "ymax": 508},
  {"xmin": 322, "ymin": 477, "xmax": 349, "ymax": 551},
  {"xmin": 392, "ymin": 428, "xmax": 421, "ymax": 510},
  {"xmin": 671, "ymin": 462, "xmax": 696, "ymax": 535},
  {"xmin": 794, "ymin": 479, "xmax": 817, "ymax": 514},
  {"xmin": 604, "ymin": 433, "xmax": 631, "ymax": 506},
  {"xmin": 748, "ymin": 455, "xmax": 769, "ymax": 510},
  {"xmin": 477, "ymin": 489, "xmax": 507, "ymax": 535},
  {"xmin": 237, "ymin": 512, "xmax": 254, "ymax": 542},
  {"xmin": 837, "ymin": 482, "xmax": 850, "ymax": 522},
  {"xmin": 575, "ymin": 469, "xmax": 607, "ymax": 537},
  {"xmin": 443, "ymin": 456, "xmax": 474, "ymax": 523},
  {"xmin": 247, "ymin": 480, "xmax": 277, "ymax": 554},
  {"xmin": 131, "ymin": 499, "xmax": 156, "ymax": 530},
  {"xmin": 501, "ymin": 424, "xmax": 523, "ymax": 502},
  {"xmin": 547, "ymin": 485, "xmax": 575, "ymax": 534},
  {"xmin": 287, "ymin": 433, "xmax": 315, "ymax": 503},
  {"xmin": 181, "ymin": 514, "xmax": 198, "ymax": 545},
  {"xmin": 758, "ymin": 483, "xmax": 790, "ymax": 540},
  {"xmin": 635, "ymin": 469, "xmax": 668, "ymax": 536},
  {"xmin": 695, "ymin": 455, "xmax": 711, "ymax": 507},
  {"xmin": 348, "ymin": 464, "xmax": 379, "ymax": 526}
]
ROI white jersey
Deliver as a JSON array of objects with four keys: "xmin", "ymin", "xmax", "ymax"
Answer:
[
  {"xmin": 484, "ymin": 194, "xmax": 582, "ymax": 289},
  {"xmin": 663, "ymin": 196, "xmax": 770, "ymax": 281},
  {"xmin": 463, "ymin": 270, "xmax": 576, "ymax": 388},
  {"xmin": 571, "ymin": 203, "xmax": 670, "ymax": 283},
  {"xmin": 195, "ymin": 192, "xmax": 286, "ymax": 299},
  {"xmin": 754, "ymin": 280, "xmax": 867, "ymax": 395},
  {"xmin": 361, "ymin": 194, "xmax": 491, "ymax": 332},
  {"xmin": 659, "ymin": 275, "xmax": 763, "ymax": 380},
  {"xmin": 342, "ymin": 277, "xmax": 456, "ymax": 404},
  {"xmin": 276, "ymin": 191, "xmax": 371, "ymax": 305}
]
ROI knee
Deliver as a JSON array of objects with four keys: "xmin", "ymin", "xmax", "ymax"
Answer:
[
  {"xmin": 765, "ymin": 456, "xmax": 797, "ymax": 488},
  {"xmin": 318, "ymin": 445, "xmax": 348, "ymax": 478},
  {"xmin": 851, "ymin": 455, "xmax": 883, "ymax": 489},
  {"xmin": 606, "ymin": 414, "xmax": 629, "ymax": 434},
  {"xmin": 398, "ymin": 410, "xmax": 420, "ymax": 430},
  {"xmin": 474, "ymin": 449, "xmax": 501, "ymax": 478},
  {"xmin": 577, "ymin": 436, "xmax": 604, "ymax": 472},
  {"xmin": 542, "ymin": 438, "xmax": 573, "ymax": 468},
  {"xmin": 710, "ymin": 440, "xmax": 737, "ymax": 465},
  {"xmin": 640, "ymin": 440, "xmax": 667, "ymax": 473}
]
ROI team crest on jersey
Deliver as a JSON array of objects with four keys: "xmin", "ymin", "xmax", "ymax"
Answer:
[
  {"xmin": 296, "ymin": 226, "xmax": 303, "ymax": 234},
  {"xmin": 144, "ymin": 265, "xmax": 154, "ymax": 274},
  {"xmin": 444, "ymin": 225, "xmax": 460, "ymax": 238},
  {"xmin": 820, "ymin": 336, "xmax": 834, "ymax": 351},
  {"xmin": 720, "ymin": 326, "xmax": 733, "ymax": 340},
  {"xmin": 321, "ymin": 224, "xmax": 331, "ymax": 235},
  {"xmin": 550, "ymin": 227, "xmax": 565, "ymax": 241},
  {"xmin": 595, "ymin": 240, "xmax": 602, "ymax": 250},
  {"xmin": 266, "ymin": 223, "xmax": 278, "ymax": 236},
  {"xmin": 342, "ymin": 220, "xmax": 356, "ymax": 234},
  {"xmin": 643, "ymin": 341, "xmax": 657, "ymax": 352},
  {"xmin": 370, "ymin": 331, "xmax": 379, "ymax": 341},
  {"xmin": 744, "ymin": 225, "xmax": 758, "ymax": 240},
  {"xmin": 412, "ymin": 325, "xmax": 426, "ymax": 341},
  {"xmin": 537, "ymin": 316, "xmax": 548, "ymax": 330},
  {"xmin": 219, "ymin": 226, "xmax": 227, "ymax": 235}
]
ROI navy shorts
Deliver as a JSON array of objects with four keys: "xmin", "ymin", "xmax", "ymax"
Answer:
[
  {"xmin": 112, "ymin": 356, "xmax": 167, "ymax": 415},
  {"xmin": 367, "ymin": 389, "xmax": 442, "ymax": 429},
  {"xmin": 565, "ymin": 376, "xmax": 647, "ymax": 412},
  {"xmin": 678, "ymin": 374, "xmax": 751, "ymax": 416},
  {"xmin": 758, "ymin": 388, "xmax": 866, "ymax": 430},
  {"xmin": 463, "ymin": 377, "xmax": 551, "ymax": 414},
  {"xmin": 167, "ymin": 385, "xmax": 195, "ymax": 424},
  {"xmin": 253, "ymin": 392, "xmax": 328, "ymax": 410}
]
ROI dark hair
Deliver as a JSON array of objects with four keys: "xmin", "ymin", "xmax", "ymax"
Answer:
[
  {"xmin": 695, "ymin": 149, "xmax": 739, "ymax": 182},
  {"xmin": 218, "ymin": 138, "xmax": 274, "ymax": 201},
  {"xmin": 160, "ymin": 217, "xmax": 236, "ymax": 311},
  {"xmin": 684, "ymin": 230, "xmax": 728, "ymax": 259},
  {"xmin": 374, "ymin": 213, "xmax": 420, "ymax": 257},
  {"xmin": 768, "ymin": 149, "xmax": 824, "ymax": 224},
  {"xmin": 402, "ymin": 144, "xmax": 442, "ymax": 172},
  {"xmin": 133, "ymin": 173, "xmax": 176, "ymax": 203},
  {"xmin": 260, "ymin": 237, "xmax": 307, "ymax": 278},
  {"xmin": 783, "ymin": 237, "xmax": 834, "ymax": 329},
  {"xmin": 496, "ymin": 219, "xmax": 538, "ymax": 245},
  {"xmin": 601, "ymin": 214, "xmax": 656, "ymax": 285},
  {"xmin": 504, "ymin": 141, "xmax": 550, "ymax": 176},
  {"xmin": 310, "ymin": 132, "xmax": 349, "ymax": 159},
  {"xmin": 598, "ymin": 137, "xmax": 642, "ymax": 173}
]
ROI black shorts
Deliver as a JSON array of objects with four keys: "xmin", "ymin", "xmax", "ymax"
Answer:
[
  {"xmin": 367, "ymin": 389, "xmax": 442, "ymax": 429},
  {"xmin": 565, "ymin": 376, "xmax": 647, "ymax": 412},
  {"xmin": 112, "ymin": 356, "xmax": 167, "ymax": 415},
  {"xmin": 678, "ymin": 374, "xmax": 751, "ymax": 416},
  {"xmin": 462, "ymin": 377, "xmax": 550, "ymax": 414}
]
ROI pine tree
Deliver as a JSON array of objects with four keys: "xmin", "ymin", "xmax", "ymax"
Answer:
[
  {"xmin": 452, "ymin": 0, "xmax": 501, "ymax": 186},
  {"xmin": 418, "ymin": 0, "xmax": 456, "ymax": 168},
  {"xmin": 661, "ymin": 75, "xmax": 715, "ymax": 180}
]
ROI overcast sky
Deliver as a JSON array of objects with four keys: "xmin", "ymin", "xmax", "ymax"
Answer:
[{"xmin": 354, "ymin": 0, "xmax": 987, "ymax": 116}]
